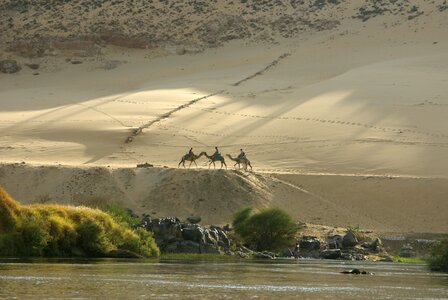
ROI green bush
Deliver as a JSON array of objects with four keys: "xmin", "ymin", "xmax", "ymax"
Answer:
[
  {"xmin": 102, "ymin": 202, "xmax": 140, "ymax": 228},
  {"xmin": 0, "ymin": 186, "xmax": 159, "ymax": 258},
  {"xmin": 429, "ymin": 240, "xmax": 448, "ymax": 272},
  {"xmin": 76, "ymin": 218, "xmax": 111, "ymax": 256},
  {"xmin": 232, "ymin": 207, "xmax": 298, "ymax": 251}
]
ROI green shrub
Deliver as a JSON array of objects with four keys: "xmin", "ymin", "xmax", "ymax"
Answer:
[
  {"xmin": 17, "ymin": 212, "xmax": 51, "ymax": 256},
  {"xmin": 76, "ymin": 218, "xmax": 111, "ymax": 256},
  {"xmin": 102, "ymin": 202, "xmax": 140, "ymax": 228},
  {"xmin": 429, "ymin": 240, "xmax": 448, "ymax": 272},
  {"xmin": 0, "ymin": 186, "xmax": 159, "ymax": 258},
  {"xmin": 232, "ymin": 207, "xmax": 298, "ymax": 251},
  {"xmin": 0, "ymin": 187, "xmax": 19, "ymax": 232}
]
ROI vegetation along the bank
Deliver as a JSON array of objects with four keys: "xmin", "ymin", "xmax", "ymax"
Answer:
[
  {"xmin": 233, "ymin": 207, "xmax": 298, "ymax": 251},
  {"xmin": 429, "ymin": 239, "xmax": 448, "ymax": 272},
  {"xmin": 0, "ymin": 186, "xmax": 159, "ymax": 258}
]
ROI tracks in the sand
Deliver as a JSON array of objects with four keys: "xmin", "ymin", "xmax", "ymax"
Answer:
[{"xmin": 124, "ymin": 52, "xmax": 291, "ymax": 143}]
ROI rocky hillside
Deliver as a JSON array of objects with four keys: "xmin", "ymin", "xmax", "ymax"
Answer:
[{"xmin": 1, "ymin": 0, "xmax": 446, "ymax": 57}]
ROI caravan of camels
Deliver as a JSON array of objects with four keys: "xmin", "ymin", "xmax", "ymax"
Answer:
[{"xmin": 178, "ymin": 147, "xmax": 253, "ymax": 170}]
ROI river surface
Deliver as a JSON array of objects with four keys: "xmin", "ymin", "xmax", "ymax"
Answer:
[{"xmin": 0, "ymin": 258, "xmax": 447, "ymax": 299}]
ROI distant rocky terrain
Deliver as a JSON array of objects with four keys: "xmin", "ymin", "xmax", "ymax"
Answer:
[{"xmin": 1, "ymin": 0, "xmax": 445, "ymax": 59}]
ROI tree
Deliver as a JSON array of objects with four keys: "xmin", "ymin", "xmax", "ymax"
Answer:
[
  {"xmin": 232, "ymin": 207, "xmax": 298, "ymax": 251},
  {"xmin": 429, "ymin": 239, "xmax": 448, "ymax": 272}
]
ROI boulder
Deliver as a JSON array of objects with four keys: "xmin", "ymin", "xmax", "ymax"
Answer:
[
  {"xmin": 203, "ymin": 229, "xmax": 218, "ymax": 245},
  {"xmin": 148, "ymin": 217, "xmax": 183, "ymax": 241},
  {"xmin": 340, "ymin": 268, "xmax": 373, "ymax": 275},
  {"xmin": 187, "ymin": 216, "xmax": 201, "ymax": 224},
  {"xmin": 299, "ymin": 236, "xmax": 321, "ymax": 250},
  {"xmin": 0, "ymin": 60, "xmax": 21, "ymax": 73},
  {"xmin": 341, "ymin": 252, "xmax": 366, "ymax": 261},
  {"xmin": 342, "ymin": 231, "xmax": 358, "ymax": 248},
  {"xmin": 182, "ymin": 224, "xmax": 204, "ymax": 243},
  {"xmin": 320, "ymin": 249, "xmax": 341, "ymax": 259},
  {"xmin": 328, "ymin": 235, "xmax": 343, "ymax": 249},
  {"xmin": 177, "ymin": 240, "xmax": 201, "ymax": 253},
  {"xmin": 362, "ymin": 237, "xmax": 382, "ymax": 252}
]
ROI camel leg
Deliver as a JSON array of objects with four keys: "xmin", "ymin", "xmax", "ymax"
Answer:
[
  {"xmin": 188, "ymin": 160, "xmax": 193, "ymax": 168},
  {"xmin": 180, "ymin": 159, "xmax": 186, "ymax": 168},
  {"xmin": 234, "ymin": 162, "xmax": 238, "ymax": 169},
  {"xmin": 193, "ymin": 160, "xmax": 198, "ymax": 168}
]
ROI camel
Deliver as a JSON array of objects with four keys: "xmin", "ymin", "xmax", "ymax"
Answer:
[
  {"xmin": 178, "ymin": 152, "xmax": 205, "ymax": 168},
  {"xmin": 226, "ymin": 154, "xmax": 253, "ymax": 170},
  {"xmin": 203, "ymin": 152, "xmax": 227, "ymax": 169}
]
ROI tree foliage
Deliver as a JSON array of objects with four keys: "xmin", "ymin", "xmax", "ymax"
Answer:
[
  {"xmin": 232, "ymin": 207, "xmax": 298, "ymax": 251},
  {"xmin": 429, "ymin": 239, "xmax": 448, "ymax": 272}
]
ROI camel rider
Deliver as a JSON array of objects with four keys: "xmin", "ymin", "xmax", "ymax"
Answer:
[
  {"xmin": 213, "ymin": 146, "xmax": 221, "ymax": 159},
  {"xmin": 187, "ymin": 147, "xmax": 194, "ymax": 158},
  {"xmin": 238, "ymin": 149, "xmax": 246, "ymax": 160}
]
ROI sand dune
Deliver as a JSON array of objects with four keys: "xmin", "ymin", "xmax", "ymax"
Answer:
[
  {"xmin": 0, "ymin": 163, "xmax": 446, "ymax": 233},
  {"xmin": 1, "ymin": 0, "xmax": 447, "ymax": 232}
]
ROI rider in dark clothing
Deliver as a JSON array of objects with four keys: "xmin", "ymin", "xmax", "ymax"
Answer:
[
  {"xmin": 238, "ymin": 149, "xmax": 246, "ymax": 160},
  {"xmin": 187, "ymin": 147, "xmax": 194, "ymax": 158},
  {"xmin": 213, "ymin": 147, "xmax": 220, "ymax": 159}
]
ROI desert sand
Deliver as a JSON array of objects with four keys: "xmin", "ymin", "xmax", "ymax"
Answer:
[{"xmin": 1, "ymin": 0, "xmax": 447, "ymax": 233}]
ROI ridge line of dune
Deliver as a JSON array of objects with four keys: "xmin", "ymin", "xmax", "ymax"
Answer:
[{"xmin": 124, "ymin": 52, "xmax": 291, "ymax": 143}]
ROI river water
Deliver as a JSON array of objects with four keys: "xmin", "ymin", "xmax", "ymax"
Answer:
[{"xmin": 0, "ymin": 259, "xmax": 447, "ymax": 299}]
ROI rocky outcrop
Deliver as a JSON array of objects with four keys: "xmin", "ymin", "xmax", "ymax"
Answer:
[
  {"xmin": 321, "ymin": 249, "xmax": 342, "ymax": 259},
  {"xmin": 342, "ymin": 231, "xmax": 359, "ymax": 248},
  {"xmin": 139, "ymin": 216, "xmax": 230, "ymax": 254},
  {"xmin": 299, "ymin": 236, "xmax": 321, "ymax": 250},
  {"xmin": 296, "ymin": 231, "xmax": 385, "ymax": 261},
  {"xmin": 362, "ymin": 237, "xmax": 382, "ymax": 252},
  {"xmin": 0, "ymin": 59, "xmax": 21, "ymax": 73}
]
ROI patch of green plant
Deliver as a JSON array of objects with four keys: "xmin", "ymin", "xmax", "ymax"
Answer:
[
  {"xmin": 102, "ymin": 202, "xmax": 140, "ymax": 228},
  {"xmin": 232, "ymin": 207, "xmax": 298, "ymax": 252},
  {"xmin": 429, "ymin": 240, "xmax": 448, "ymax": 272},
  {"xmin": 0, "ymin": 186, "xmax": 159, "ymax": 258},
  {"xmin": 392, "ymin": 256, "xmax": 426, "ymax": 264}
]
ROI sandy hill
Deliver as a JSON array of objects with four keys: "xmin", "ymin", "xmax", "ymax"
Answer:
[{"xmin": 0, "ymin": 0, "xmax": 447, "ymax": 233}]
